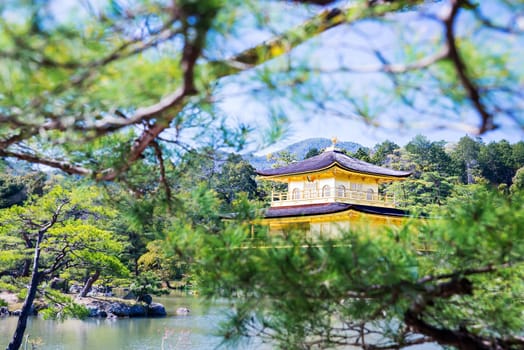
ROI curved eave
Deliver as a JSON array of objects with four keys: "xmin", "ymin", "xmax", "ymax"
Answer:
[
  {"xmin": 263, "ymin": 203, "xmax": 411, "ymax": 220},
  {"xmin": 257, "ymin": 163, "xmax": 411, "ymax": 182}
]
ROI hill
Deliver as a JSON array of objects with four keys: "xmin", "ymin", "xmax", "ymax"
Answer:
[{"xmin": 245, "ymin": 138, "xmax": 363, "ymax": 171}]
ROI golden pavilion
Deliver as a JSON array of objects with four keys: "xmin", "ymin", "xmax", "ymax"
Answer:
[{"xmin": 256, "ymin": 142, "xmax": 411, "ymax": 236}]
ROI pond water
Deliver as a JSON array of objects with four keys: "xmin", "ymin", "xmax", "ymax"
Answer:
[
  {"xmin": 0, "ymin": 295, "xmax": 246, "ymax": 350},
  {"xmin": 0, "ymin": 295, "xmax": 441, "ymax": 350}
]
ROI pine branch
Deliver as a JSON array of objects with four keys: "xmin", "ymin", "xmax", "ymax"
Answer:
[
  {"xmin": 152, "ymin": 141, "xmax": 173, "ymax": 211},
  {"xmin": 0, "ymin": 149, "xmax": 92, "ymax": 177},
  {"xmin": 1, "ymin": 0, "xmax": 424, "ymax": 178},
  {"xmin": 404, "ymin": 276, "xmax": 524, "ymax": 350},
  {"xmin": 208, "ymin": 1, "xmax": 423, "ymax": 79},
  {"xmin": 444, "ymin": 0, "xmax": 495, "ymax": 134}
]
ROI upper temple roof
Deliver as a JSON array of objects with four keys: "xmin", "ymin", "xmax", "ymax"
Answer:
[{"xmin": 256, "ymin": 149, "xmax": 411, "ymax": 178}]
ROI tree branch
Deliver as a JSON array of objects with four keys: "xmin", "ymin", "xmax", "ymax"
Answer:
[
  {"xmin": 208, "ymin": 1, "xmax": 423, "ymax": 79},
  {"xmin": 0, "ymin": 149, "xmax": 92, "ymax": 176},
  {"xmin": 473, "ymin": 6, "xmax": 523, "ymax": 35},
  {"xmin": 313, "ymin": 47, "xmax": 449, "ymax": 74},
  {"xmin": 416, "ymin": 261, "xmax": 520, "ymax": 284},
  {"xmin": 97, "ymin": 8, "xmax": 213, "ymax": 180},
  {"xmin": 0, "ymin": 8, "xmax": 180, "ymax": 71},
  {"xmin": 1, "ymin": 0, "xmax": 424, "ymax": 178},
  {"xmin": 152, "ymin": 141, "xmax": 173, "ymax": 211},
  {"xmin": 444, "ymin": 0, "xmax": 495, "ymax": 134},
  {"xmin": 404, "ymin": 275, "xmax": 524, "ymax": 350},
  {"xmin": 89, "ymin": 1, "xmax": 423, "ymax": 181}
]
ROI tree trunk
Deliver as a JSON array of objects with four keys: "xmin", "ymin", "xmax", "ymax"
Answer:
[
  {"xmin": 134, "ymin": 257, "xmax": 139, "ymax": 277},
  {"xmin": 466, "ymin": 160, "xmax": 474, "ymax": 184},
  {"xmin": 20, "ymin": 259, "xmax": 31, "ymax": 277},
  {"xmin": 6, "ymin": 231, "xmax": 43, "ymax": 350},
  {"xmin": 79, "ymin": 270, "xmax": 101, "ymax": 298},
  {"xmin": 21, "ymin": 234, "xmax": 33, "ymax": 277}
]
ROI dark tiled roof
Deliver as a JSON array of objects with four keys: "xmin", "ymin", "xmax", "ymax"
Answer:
[
  {"xmin": 265, "ymin": 203, "xmax": 351, "ymax": 218},
  {"xmin": 264, "ymin": 203, "xmax": 410, "ymax": 219},
  {"xmin": 257, "ymin": 150, "xmax": 411, "ymax": 178},
  {"xmin": 346, "ymin": 204, "xmax": 410, "ymax": 217}
]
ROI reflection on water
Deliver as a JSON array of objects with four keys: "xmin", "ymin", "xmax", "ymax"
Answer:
[
  {"xmin": 0, "ymin": 294, "xmax": 440, "ymax": 350},
  {"xmin": 0, "ymin": 295, "xmax": 235, "ymax": 350}
]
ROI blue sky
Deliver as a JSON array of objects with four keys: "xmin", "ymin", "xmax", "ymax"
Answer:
[
  {"xmin": 39, "ymin": 0, "xmax": 524, "ymax": 154},
  {"xmin": 214, "ymin": 1, "xmax": 524, "ymax": 153},
  {"xmin": 220, "ymin": 91, "xmax": 523, "ymax": 154}
]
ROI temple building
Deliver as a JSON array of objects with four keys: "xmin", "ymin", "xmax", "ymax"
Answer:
[{"xmin": 256, "ymin": 142, "xmax": 412, "ymax": 237}]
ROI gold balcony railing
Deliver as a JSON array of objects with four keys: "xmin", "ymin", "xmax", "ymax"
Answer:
[{"xmin": 270, "ymin": 187, "xmax": 396, "ymax": 208}]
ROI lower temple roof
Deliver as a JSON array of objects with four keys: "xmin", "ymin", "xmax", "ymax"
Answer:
[{"xmin": 263, "ymin": 202, "xmax": 410, "ymax": 219}]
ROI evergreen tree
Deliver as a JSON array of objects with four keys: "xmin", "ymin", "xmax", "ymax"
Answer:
[
  {"xmin": 510, "ymin": 167, "xmax": 524, "ymax": 193},
  {"xmin": 191, "ymin": 190, "xmax": 524, "ymax": 350},
  {"xmin": 0, "ymin": 185, "xmax": 127, "ymax": 350},
  {"xmin": 351, "ymin": 147, "xmax": 371, "ymax": 162},
  {"xmin": 511, "ymin": 141, "xmax": 524, "ymax": 169},
  {"xmin": 214, "ymin": 154, "xmax": 260, "ymax": 210},
  {"xmin": 0, "ymin": 169, "xmax": 46, "ymax": 209},
  {"xmin": 449, "ymin": 136, "xmax": 482, "ymax": 184},
  {"xmin": 304, "ymin": 147, "xmax": 320, "ymax": 159},
  {"xmin": 370, "ymin": 140, "xmax": 400, "ymax": 165},
  {"xmin": 405, "ymin": 135, "xmax": 452, "ymax": 176},
  {"xmin": 268, "ymin": 150, "xmax": 298, "ymax": 168},
  {"xmin": 479, "ymin": 140, "xmax": 515, "ymax": 185}
]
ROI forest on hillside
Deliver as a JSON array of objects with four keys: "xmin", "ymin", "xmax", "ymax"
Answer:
[
  {"xmin": 4, "ymin": 134, "xmax": 523, "ymax": 214},
  {"xmin": 256, "ymin": 135, "xmax": 524, "ymax": 208}
]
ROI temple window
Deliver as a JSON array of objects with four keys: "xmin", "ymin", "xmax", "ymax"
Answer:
[
  {"xmin": 322, "ymin": 185, "xmax": 331, "ymax": 197},
  {"xmin": 337, "ymin": 185, "xmax": 346, "ymax": 197},
  {"xmin": 292, "ymin": 188, "xmax": 300, "ymax": 200},
  {"xmin": 350, "ymin": 182, "xmax": 363, "ymax": 191},
  {"xmin": 304, "ymin": 182, "xmax": 316, "ymax": 199},
  {"xmin": 367, "ymin": 188, "xmax": 374, "ymax": 200}
]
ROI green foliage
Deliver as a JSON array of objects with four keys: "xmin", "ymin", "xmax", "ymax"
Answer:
[
  {"xmin": 370, "ymin": 140, "xmax": 399, "ymax": 165},
  {"xmin": 267, "ymin": 150, "xmax": 297, "ymax": 168},
  {"xmin": 0, "ymin": 1, "xmax": 182, "ymax": 115},
  {"xmin": 379, "ymin": 136, "xmax": 524, "ymax": 210},
  {"xmin": 388, "ymin": 172, "xmax": 458, "ymax": 209},
  {"xmin": 46, "ymin": 224, "xmax": 127, "ymax": 272},
  {"xmin": 426, "ymin": 190, "xmax": 523, "ymax": 268},
  {"xmin": 40, "ymin": 289, "xmax": 90, "ymax": 321},
  {"xmin": 16, "ymin": 288, "xmax": 27, "ymax": 302},
  {"xmin": 478, "ymin": 140, "xmax": 516, "ymax": 185},
  {"xmin": 351, "ymin": 147, "xmax": 371, "ymax": 162},
  {"xmin": 405, "ymin": 135, "xmax": 453, "ymax": 176},
  {"xmin": 449, "ymin": 136, "xmax": 482, "ymax": 184},
  {"xmin": 213, "ymin": 154, "xmax": 260, "ymax": 210},
  {"xmin": 512, "ymin": 142, "xmax": 524, "ymax": 167},
  {"xmin": 0, "ymin": 279, "xmax": 18, "ymax": 293},
  {"xmin": 0, "ymin": 170, "xmax": 45, "ymax": 209},
  {"xmin": 129, "ymin": 271, "xmax": 169, "ymax": 300},
  {"xmin": 0, "ymin": 183, "xmax": 128, "ymax": 299},
  {"xmin": 303, "ymin": 147, "xmax": 320, "ymax": 159},
  {"xmin": 99, "ymin": 177, "xmax": 175, "ymax": 276},
  {"xmin": 415, "ymin": 191, "xmax": 524, "ymax": 339},
  {"xmin": 138, "ymin": 240, "xmax": 188, "ymax": 283},
  {"xmin": 0, "ymin": 1, "xmax": 522, "ymax": 348},
  {"xmin": 511, "ymin": 166, "xmax": 524, "ymax": 193},
  {"xmin": 189, "ymin": 190, "xmax": 524, "ymax": 349},
  {"xmin": 0, "ymin": 174, "xmax": 25, "ymax": 209}
]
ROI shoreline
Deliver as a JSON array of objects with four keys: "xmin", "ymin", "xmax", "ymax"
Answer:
[{"xmin": 0, "ymin": 291, "xmax": 166, "ymax": 319}]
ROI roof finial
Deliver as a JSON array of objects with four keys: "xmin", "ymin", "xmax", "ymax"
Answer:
[{"xmin": 324, "ymin": 136, "xmax": 339, "ymax": 152}]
